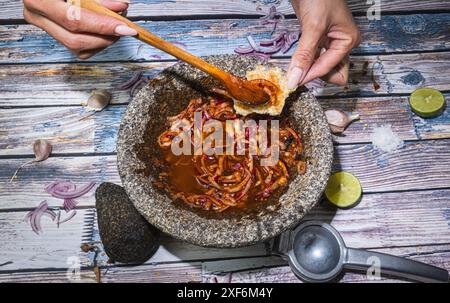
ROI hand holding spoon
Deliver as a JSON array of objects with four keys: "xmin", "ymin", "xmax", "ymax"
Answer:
[
  {"xmin": 72, "ymin": 0, "xmax": 274, "ymax": 106},
  {"xmin": 272, "ymin": 221, "xmax": 449, "ymax": 283}
]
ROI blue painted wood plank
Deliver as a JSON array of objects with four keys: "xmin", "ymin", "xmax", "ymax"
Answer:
[
  {"xmin": 4, "ymin": 0, "xmax": 450, "ymax": 21},
  {"xmin": 1, "ymin": 14, "xmax": 449, "ymax": 64},
  {"xmin": 1, "ymin": 94, "xmax": 448, "ymax": 155},
  {"xmin": 412, "ymin": 97, "xmax": 450, "ymax": 140},
  {"xmin": 0, "ymin": 52, "xmax": 449, "ymax": 104}
]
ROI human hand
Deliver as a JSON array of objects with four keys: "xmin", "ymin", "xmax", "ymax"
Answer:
[
  {"xmin": 23, "ymin": 0, "xmax": 137, "ymax": 59},
  {"xmin": 287, "ymin": 0, "xmax": 361, "ymax": 89}
]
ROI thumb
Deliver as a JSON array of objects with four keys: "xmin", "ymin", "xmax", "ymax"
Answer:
[{"xmin": 287, "ymin": 28, "xmax": 323, "ymax": 90}]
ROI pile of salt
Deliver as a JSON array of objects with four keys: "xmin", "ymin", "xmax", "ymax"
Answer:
[{"xmin": 370, "ymin": 124, "xmax": 404, "ymax": 153}]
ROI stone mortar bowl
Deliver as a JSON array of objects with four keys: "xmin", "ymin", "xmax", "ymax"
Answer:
[{"xmin": 117, "ymin": 55, "xmax": 333, "ymax": 248}]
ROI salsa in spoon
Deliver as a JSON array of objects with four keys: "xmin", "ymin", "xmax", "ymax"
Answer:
[{"xmin": 73, "ymin": 0, "xmax": 275, "ymax": 106}]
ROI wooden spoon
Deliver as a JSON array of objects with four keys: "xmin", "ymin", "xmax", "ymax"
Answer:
[{"xmin": 72, "ymin": 0, "xmax": 273, "ymax": 106}]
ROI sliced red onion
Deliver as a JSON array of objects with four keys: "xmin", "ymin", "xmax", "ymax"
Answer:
[
  {"xmin": 44, "ymin": 209, "xmax": 57, "ymax": 220},
  {"xmin": 56, "ymin": 210, "xmax": 61, "ymax": 228},
  {"xmin": 259, "ymin": 5, "xmax": 285, "ymax": 23},
  {"xmin": 63, "ymin": 198, "xmax": 79, "ymax": 212},
  {"xmin": 172, "ymin": 41, "xmax": 187, "ymax": 48},
  {"xmin": 215, "ymin": 98, "xmax": 225, "ymax": 105},
  {"xmin": 45, "ymin": 180, "xmax": 76, "ymax": 194},
  {"xmin": 46, "ymin": 181, "xmax": 96, "ymax": 200},
  {"xmin": 232, "ymin": 163, "xmax": 242, "ymax": 170},
  {"xmin": 149, "ymin": 54, "xmax": 162, "ymax": 60},
  {"xmin": 260, "ymin": 31, "xmax": 288, "ymax": 46},
  {"xmin": 259, "ymin": 43, "xmax": 284, "ymax": 55},
  {"xmin": 203, "ymin": 111, "xmax": 212, "ymax": 120},
  {"xmin": 24, "ymin": 201, "xmax": 56, "ymax": 235},
  {"xmin": 282, "ymin": 32, "xmax": 300, "ymax": 53},
  {"xmin": 246, "ymin": 35, "xmax": 260, "ymax": 52},
  {"xmin": 234, "ymin": 30, "xmax": 297, "ymax": 59},
  {"xmin": 304, "ymin": 78, "xmax": 326, "ymax": 91},
  {"xmin": 58, "ymin": 210, "xmax": 77, "ymax": 225},
  {"xmin": 259, "ymin": 5, "xmax": 285, "ymax": 33},
  {"xmin": 234, "ymin": 45, "xmax": 255, "ymax": 54},
  {"xmin": 130, "ymin": 77, "xmax": 147, "ymax": 97},
  {"xmin": 114, "ymin": 72, "xmax": 143, "ymax": 90}
]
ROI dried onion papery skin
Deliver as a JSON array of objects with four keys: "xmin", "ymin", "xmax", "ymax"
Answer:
[{"xmin": 155, "ymin": 97, "xmax": 307, "ymax": 212}]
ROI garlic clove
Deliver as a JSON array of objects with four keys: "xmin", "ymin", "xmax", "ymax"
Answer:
[
  {"xmin": 33, "ymin": 139, "xmax": 52, "ymax": 162},
  {"xmin": 86, "ymin": 89, "xmax": 111, "ymax": 111},
  {"xmin": 10, "ymin": 139, "xmax": 52, "ymax": 182},
  {"xmin": 325, "ymin": 109, "xmax": 360, "ymax": 134}
]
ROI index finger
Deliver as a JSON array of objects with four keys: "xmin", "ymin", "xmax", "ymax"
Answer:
[
  {"xmin": 28, "ymin": 0, "xmax": 132, "ymax": 36},
  {"xmin": 300, "ymin": 47, "xmax": 349, "ymax": 85}
]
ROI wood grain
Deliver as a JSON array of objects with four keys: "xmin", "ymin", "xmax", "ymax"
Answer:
[
  {"xmin": 333, "ymin": 139, "xmax": 450, "ymax": 192},
  {"xmin": 0, "ymin": 262, "xmax": 203, "ymax": 283},
  {"xmin": 3, "ymin": 94, "xmax": 448, "ymax": 155},
  {"xmin": 1, "ymin": 139, "xmax": 450, "ymax": 210},
  {"xmin": 0, "ymin": 96, "xmax": 421, "ymax": 155},
  {"xmin": 203, "ymin": 244, "xmax": 450, "ymax": 283},
  {"xmin": 1, "ymin": 0, "xmax": 449, "ymax": 283},
  {"xmin": 1, "ymin": 52, "xmax": 449, "ymax": 107},
  {"xmin": 4, "ymin": 0, "xmax": 450, "ymax": 21},
  {"xmin": 0, "ymin": 105, "xmax": 127, "ymax": 155},
  {"xmin": 0, "ymin": 209, "xmax": 268, "ymax": 271},
  {"xmin": 1, "ymin": 14, "xmax": 449, "ymax": 64},
  {"xmin": 0, "ymin": 187, "xmax": 448, "ymax": 272},
  {"xmin": 0, "ymin": 243, "xmax": 448, "ymax": 283}
]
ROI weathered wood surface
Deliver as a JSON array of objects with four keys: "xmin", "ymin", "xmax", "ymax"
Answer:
[
  {"xmin": 1, "ymin": 244, "xmax": 448, "ymax": 283},
  {"xmin": 1, "ymin": 0, "xmax": 449, "ymax": 284},
  {"xmin": 1, "ymin": 139, "xmax": 450, "ymax": 210},
  {"xmin": 0, "ymin": 262, "xmax": 203, "ymax": 283},
  {"xmin": 0, "ymin": 209, "xmax": 267, "ymax": 271},
  {"xmin": 204, "ymin": 244, "xmax": 450, "ymax": 283},
  {"xmin": 1, "ymin": 52, "xmax": 449, "ymax": 107},
  {"xmin": 1, "ymin": 94, "xmax": 448, "ymax": 155},
  {"xmin": 2, "ymin": 14, "xmax": 450, "ymax": 64},
  {"xmin": 3, "ymin": 0, "xmax": 450, "ymax": 21},
  {"xmin": 1, "ymin": 188, "xmax": 449, "ymax": 271}
]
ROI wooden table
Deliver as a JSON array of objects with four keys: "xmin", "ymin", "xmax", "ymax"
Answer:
[{"xmin": 0, "ymin": 0, "xmax": 449, "ymax": 283}]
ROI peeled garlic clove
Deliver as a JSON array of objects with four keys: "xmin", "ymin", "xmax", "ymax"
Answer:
[
  {"xmin": 86, "ymin": 89, "xmax": 111, "ymax": 111},
  {"xmin": 33, "ymin": 139, "xmax": 52, "ymax": 162},
  {"xmin": 325, "ymin": 109, "xmax": 360, "ymax": 134}
]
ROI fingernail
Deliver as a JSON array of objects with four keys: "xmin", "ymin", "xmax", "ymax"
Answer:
[
  {"xmin": 287, "ymin": 66, "xmax": 303, "ymax": 90},
  {"xmin": 115, "ymin": 25, "xmax": 137, "ymax": 36},
  {"xmin": 115, "ymin": 0, "xmax": 131, "ymax": 3}
]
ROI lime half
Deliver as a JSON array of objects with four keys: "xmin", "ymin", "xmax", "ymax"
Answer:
[
  {"xmin": 325, "ymin": 171, "xmax": 362, "ymax": 208},
  {"xmin": 409, "ymin": 88, "xmax": 445, "ymax": 118}
]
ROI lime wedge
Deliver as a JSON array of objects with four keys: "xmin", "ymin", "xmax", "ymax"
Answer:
[
  {"xmin": 409, "ymin": 88, "xmax": 445, "ymax": 118},
  {"xmin": 325, "ymin": 171, "xmax": 362, "ymax": 208}
]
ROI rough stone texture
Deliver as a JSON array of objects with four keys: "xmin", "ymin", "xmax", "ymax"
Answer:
[
  {"xmin": 117, "ymin": 55, "xmax": 333, "ymax": 248},
  {"xmin": 95, "ymin": 182, "xmax": 160, "ymax": 263}
]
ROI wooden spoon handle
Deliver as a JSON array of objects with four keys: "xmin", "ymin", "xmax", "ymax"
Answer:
[{"xmin": 74, "ymin": 0, "xmax": 229, "ymax": 82}]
